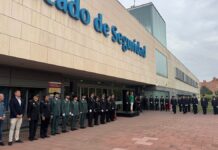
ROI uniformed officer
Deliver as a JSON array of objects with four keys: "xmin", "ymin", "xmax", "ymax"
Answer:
[
  {"xmin": 87, "ymin": 93, "xmax": 95, "ymax": 127},
  {"xmin": 171, "ymin": 96, "xmax": 177, "ymax": 114},
  {"xmin": 149, "ymin": 96, "xmax": 154, "ymax": 110},
  {"xmin": 27, "ymin": 95, "xmax": 40, "ymax": 141},
  {"xmin": 143, "ymin": 96, "xmax": 148, "ymax": 110},
  {"xmin": 110, "ymin": 94, "xmax": 116, "ymax": 121},
  {"xmin": 94, "ymin": 96, "xmax": 100, "ymax": 125},
  {"xmin": 187, "ymin": 96, "xmax": 191, "ymax": 112},
  {"xmin": 182, "ymin": 96, "xmax": 188, "ymax": 114},
  {"xmin": 106, "ymin": 96, "xmax": 112, "ymax": 122},
  {"xmin": 215, "ymin": 97, "xmax": 218, "ymax": 115},
  {"xmin": 79, "ymin": 94, "xmax": 88, "ymax": 129},
  {"xmin": 192, "ymin": 95, "xmax": 198, "ymax": 114},
  {"xmin": 165, "ymin": 96, "xmax": 170, "ymax": 112},
  {"xmin": 211, "ymin": 96, "xmax": 217, "ymax": 115},
  {"xmin": 200, "ymin": 95, "xmax": 208, "ymax": 115},
  {"xmin": 100, "ymin": 94, "xmax": 106, "ymax": 124},
  {"xmin": 70, "ymin": 95, "xmax": 79, "ymax": 130},
  {"xmin": 178, "ymin": 97, "xmax": 182, "ymax": 112},
  {"xmin": 61, "ymin": 95, "xmax": 71, "ymax": 132},
  {"xmin": 125, "ymin": 91, "xmax": 130, "ymax": 112},
  {"xmin": 160, "ymin": 96, "xmax": 165, "ymax": 111},
  {"xmin": 40, "ymin": 95, "xmax": 51, "ymax": 138},
  {"xmin": 50, "ymin": 93, "xmax": 61, "ymax": 135},
  {"xmin": 155, "ymin": 96, "xmax": 159, "ymax": 111}
]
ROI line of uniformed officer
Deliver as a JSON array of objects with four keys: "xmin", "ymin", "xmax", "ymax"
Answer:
[
  {"xmin": 25, "ymin": 92, "xmax": 117, "ymax": 143},
  {"xmin": 87, "ymin": 93, "xmax": 117, "ymax": 127}
]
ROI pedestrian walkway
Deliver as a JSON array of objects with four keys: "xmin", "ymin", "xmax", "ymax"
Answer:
[{"xmin": 2, "ymin": 111, "xmax": 218, "ymax": 150}]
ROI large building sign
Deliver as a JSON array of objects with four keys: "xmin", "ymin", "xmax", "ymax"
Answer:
[{"xmin": 44, "ymin": 0, "xmax": 146, "ymax": 58}]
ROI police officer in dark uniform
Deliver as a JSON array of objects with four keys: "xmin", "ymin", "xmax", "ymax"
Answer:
[
  {"xmin": 160, "ymin": 96, "xmax": 165, "ymax": 111},
  {"xmin": 187, "ymin": 96, "xmax": 191, "ymax": 112},
  {"xmin": 155, "ymin": 96, "xmax": 159, "ymax": 111},
  {"xmin": 178, "ymin": 97, "xmax": 182, "ymax": 112},
  {"xmin": 215, "ymin": 97, "xmax": 218, "ymax": 115},
  {"xmin": 143, "ymin": 96, "xmax": 148, "ymax": 110},
  {"xmin": 149, "ymin": 96, "xmax": 154, "ymax": 110},
  {"xmin": 106, "ymin": 96, "xmax": 112, "ymax": 123},
  {"xmin": 100, "ymin": 94, "xmax": 106, "ymax": 124},
  {"xmin": 40, "ymin": 95, "xmax": 51, "ymax": 138},
  {"xmin": 171, "ymin": 96, "xmax": 177, "ymax": 114},
  {"xmin": 87, "ymin": 93, "xmax": 95, "ymax": 127},
  {"xmin": 165, "ymin": 96, "xmax": 170, "ymax": 112},
  {"xmin": 110, "ymin": 94, "xmax": 116, "ymax": 121},
  {"xmin": 212, "ymin": 96, "xmax": 216, "ymax": 115},
  {"xmin": 94, "ymin": 96, "xmax": 100, "ymax": 125},
  {"xmin": 182, "ymin": 96, "xmax": 188, "ymax": 114},
  {"xmin": 27, "ymin": 95, "xmax": 40, "ymax": 141},
  {"xmin": 192, "ymin": 95, "xmax": 198, "ymax": 114},
  {"xmin": 201, "ymin": 95, "xmax": 208, "ymax": 115}
]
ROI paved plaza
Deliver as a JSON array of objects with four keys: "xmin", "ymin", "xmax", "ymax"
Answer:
[{"xmin": 2, "ymin": 111, "xmax": 218, "ymax": 150}]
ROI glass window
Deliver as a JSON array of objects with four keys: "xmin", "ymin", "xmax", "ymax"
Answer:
[{"xmin": 155, "ymin": 49, "xmax": 168, "ymax": 77}]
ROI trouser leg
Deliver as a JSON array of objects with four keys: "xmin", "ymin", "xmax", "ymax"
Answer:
[{"xmin": 15, "ymin": 118, "xmax": 22, "ymax": 141}]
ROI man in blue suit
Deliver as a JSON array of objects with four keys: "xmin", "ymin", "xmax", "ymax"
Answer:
[{"xmin": 8, "ymin": 90, "xmax": 25, "ymax": 146}]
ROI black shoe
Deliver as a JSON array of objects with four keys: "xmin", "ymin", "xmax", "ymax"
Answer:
[
  {"xmin": 62, "ymin": 130, "xmax": 67, "ymax": 133},
  {"xmin": 80, "ymin": 127, "xmax": 86, "ymax": 129},
  {"xmin": 8, "ymin": 142, "xmax": 13, "ymax": 146},
  {"xmin": 0, "ymin": 142, "xmax": 5, "ymax": 146},
  {"xmin": 51, "ymin": 133, "xmax": 56, "ymax": 136},
  {"xmin": 34, "ymin": 138, "xmax": 38, "ymax": 141},
  {"xmin": 40, "ymin": 136, "xmax": 45, "ymax": 139},
  {"xmin": 29, "ymin": 138, "xmax": 34, "ymax": 141},
  {"xmin": 56, "ymin": 132, "xmax": 60, "ymax": 134},
  {"xmin": 45, "ymin": 135, "xmax": 50, "ymax": 138},
  {"xmin": 15, "ymin": 139, "xmax": 23, "ymax": 143}
]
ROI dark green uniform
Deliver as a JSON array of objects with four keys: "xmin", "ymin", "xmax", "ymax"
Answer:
[
  {"xmin": 70, "ymin": 100, "xmax": 79, "ymax": 130},
  {"xmin": 61, "ymin": 99, "xmax": 70, "ymax": 132},
  {"xmin": 50, "ymin": 98, "xmax": 61, "ymax": 135},
  {"xmin": 79, "ymin": 98, "xmax": 88, "ymax": 128}
]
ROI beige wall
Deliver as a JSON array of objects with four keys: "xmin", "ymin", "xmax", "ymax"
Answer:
[{"xmin": 0, "ymin": 0, "xmax": 199, "ymax": 94}]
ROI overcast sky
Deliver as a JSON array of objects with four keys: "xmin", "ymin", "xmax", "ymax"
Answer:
[{"xmin": 118, "ymin": 0, "xmax": 218, "ymax": 81}]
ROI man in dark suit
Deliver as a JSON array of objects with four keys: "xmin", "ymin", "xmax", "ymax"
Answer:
[
  {"xmin": 149, "ymin": 96, "xmax": 154, "ymax": 110},
  {"xmin": 155, "ymin": 96, "xmax": 159, "ymax": 111},
  {"xmin": 182, "ymin": 96, "xmax": 188, "ymax": 114},
  {"xmin": 40, "ymin": 95, "xmax": 51, "ymax": 138},
  {"xmin": 211, "ymin": 96, "xmax": 217, "ymax": 115},
  {"xmin": 201, "ymin": 95, "xmax": 208, "ymax": 115},
  {"xmin": 192, "ymin": 95, "xmax": 199, "ymax": 114},
  {"xmin": 27, "ymin": 95, "xmax": 40, "ymax": 141},
  {"xmin": 171, "ymin": 96, "xmax": 177, "ymax": 114},
  {"xmin": 178, "ymin": 97, "xmax": 182, "ymax": 112},
  {"xmin": 87, "ymin": 93, "xmax": 95, "ymax": 127},
  {"xmin": 160, "ymin": 96, "xmax": 165, "ymax": 111},
  {"xmin": 8, "ymin": 90, "xmax": 25, "ymax": 146},
  {"xmin": 100, "ymin": 94, "xmax": 106, "ymax": 124}
]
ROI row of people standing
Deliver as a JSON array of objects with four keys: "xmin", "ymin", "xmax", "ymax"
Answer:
[
  {"xmin": 0, "ymin": 90, "xmax": 117, "ymax": 146},
  {"xmin": 141, "ymin": 96, "xmax": 170, "ymax": 111},
  {"xmin": 141, "ymin": 95, "xmax": 218, "ymax": 115}
]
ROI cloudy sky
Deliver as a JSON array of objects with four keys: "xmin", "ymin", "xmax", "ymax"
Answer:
[{"xmin": 118, "ymin": 0, "xmax": 218, "ymax": 81}]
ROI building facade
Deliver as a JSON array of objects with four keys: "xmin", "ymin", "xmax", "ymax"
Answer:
[{"xmin": 0, "ymin": 0, "xmax": 199, "ymax": 129}]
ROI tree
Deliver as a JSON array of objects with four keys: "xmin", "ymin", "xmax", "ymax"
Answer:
[{"xmin": 200, "ymin": 86, "xmax": 213, "ymax": 95}]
